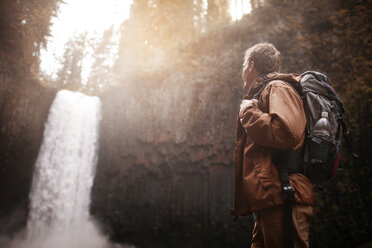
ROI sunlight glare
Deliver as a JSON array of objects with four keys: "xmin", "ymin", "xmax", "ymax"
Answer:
[
  {"xmin": 40, "ymin": 0, "xmax": 250, "ymax": 83},
  {"xmin": 230, "ymin": 0, "xmax": 252, "ymax": 21},
  {"xmin": 40, "ymin": 0, "xmax": 133, "ymax": 81}
]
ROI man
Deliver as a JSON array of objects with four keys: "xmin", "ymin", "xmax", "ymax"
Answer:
[{"xmin": 230, "ymin": 43, "xmax": 314, "ymax": 248}]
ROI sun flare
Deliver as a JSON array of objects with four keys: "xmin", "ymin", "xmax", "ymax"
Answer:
[{"xmin": 40, "ymin": 0, "xmax": 133, "ymax": 79}]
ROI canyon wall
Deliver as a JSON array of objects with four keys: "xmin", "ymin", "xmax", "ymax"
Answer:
[
  {"xmin": 0, "ymin": 75, "xmax": 56, "ymax": 235},
  {"xmin": 91, "ymin": 42, "xmax": 250, "ymax": 247}
]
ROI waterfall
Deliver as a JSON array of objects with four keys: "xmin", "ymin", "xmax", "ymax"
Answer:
[
  {"xmin": 13, "ymin": 90, "xmax": 110, "ymax": 248},
  {"xmin": 27, "ymin": 89, "xmax": 101, "ymax": 236}
]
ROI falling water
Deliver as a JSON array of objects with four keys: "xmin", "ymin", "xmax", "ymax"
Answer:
[
  {"xmin": 27, "ymin": 89, "xmax": 101, "ymax": 236},
  {"xmin": 10, "ymin": 90, "xmax": 112, "ymax": 248}
]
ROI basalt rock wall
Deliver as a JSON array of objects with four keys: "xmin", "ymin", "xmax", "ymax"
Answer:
[
  {"xmin": 0, "ymin": 74, "xmax": 56, "ymax": 235},
  {"xmin": 91, "ymin": 43, "xmax": 251, "ymax": 247}
]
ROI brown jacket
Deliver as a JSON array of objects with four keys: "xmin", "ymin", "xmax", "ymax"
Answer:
[{"xmin": 230, "ymin": 73, "xmax": 314, "ymax": 216}]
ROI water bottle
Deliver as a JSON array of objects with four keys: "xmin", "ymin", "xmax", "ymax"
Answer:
[{"xmin": 310, "ymin": 111, "xmax": 332, "ymax": 163}]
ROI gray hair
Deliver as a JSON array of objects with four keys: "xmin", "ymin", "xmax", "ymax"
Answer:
[{"xmin": 244, "ymin": 43, "xmax": 281, "ymax": 74}]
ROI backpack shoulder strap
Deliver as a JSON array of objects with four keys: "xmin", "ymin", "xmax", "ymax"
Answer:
[
  {"xmin": 252, "ymin": 80, "xmax": 271, "ymax": 100},
  {"xmin": 251, "ymin": 73, "xmax": 276, "ymax": 100}
]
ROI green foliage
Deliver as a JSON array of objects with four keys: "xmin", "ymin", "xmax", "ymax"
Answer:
[
  {"xmin": 55, "ymin": 33, "xmax": 87, "ymax": 91},
  {"xmin": 47, "ymin": 28, "xmax": 118, "ymax": 94},
  {"xmin": 114, "ymin": 0, "xmax": 231, "ymax": 81},
  {"xmin": 0, "ymin": 0, "xmax": 61, "ymax": 77},
  {"xmin": 86, "ymin": 27, "xmax": 116, "ymax": 94},
  {"xmin": 207, "ymin": 0, "xmax": 230, "ymax": 26}
]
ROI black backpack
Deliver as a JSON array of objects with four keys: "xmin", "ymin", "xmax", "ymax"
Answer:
[{"xmin": 253, "ymin": 71, "xmax": 358, "ymax": 184}]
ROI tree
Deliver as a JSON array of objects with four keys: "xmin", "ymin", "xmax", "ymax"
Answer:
[
  {"xmin": 207, "ymin": 0, "xmax": 230, "ymax": 27},
  {"xmin": 0, "ymin": 0, "xmax": 61, "ymax": 77},
  {"xmin": 55, "ymin": 34, "xmax": 87, "ymax": 91},
  {"xmin": 114, "ymin": 0, "xmax": 153, "ymax": 78},
  {"xmin": 86, "ymin": 27, "xmax": 116, "ymax": 93},
  {"xmin": 114, "ymin": 0, "xmax": 231, "ymax": 82}
]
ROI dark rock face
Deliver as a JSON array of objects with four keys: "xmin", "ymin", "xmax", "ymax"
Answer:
[
  {"xmin": 0, "ymin": 76, "xmax": 56, "ymax": 235},
  {"xmin": 91, "ymin": 52, "xmax": 251, "ymax": 247}
]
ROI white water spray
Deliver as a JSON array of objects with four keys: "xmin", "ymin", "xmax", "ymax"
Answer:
[{"xmin": 8, "ymin": 90, "xmax": 115, "ymax": 248}]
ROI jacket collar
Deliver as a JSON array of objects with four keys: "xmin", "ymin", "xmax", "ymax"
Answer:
[
  {"xmin": 245, "ymin": 72, "xmax": 301, "ymax": 99},
  {"xmin": 246, "ymin": 72, "xmax": 278, "ymax": 99}
]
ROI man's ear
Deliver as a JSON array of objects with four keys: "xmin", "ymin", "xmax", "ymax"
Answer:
[{"xmin": 248, "ymin": 60, "xmax": 255, "ymax": 72}]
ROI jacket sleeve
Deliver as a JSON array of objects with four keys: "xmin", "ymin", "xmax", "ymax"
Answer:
[{"xmin": 239, "ymin": 81, "xmax": 306, "ymax": 150}]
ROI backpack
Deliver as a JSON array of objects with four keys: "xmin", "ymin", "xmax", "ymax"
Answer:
[{"xmin": 253, "ymin": 71, "xmax": 358, "ymax": 184}]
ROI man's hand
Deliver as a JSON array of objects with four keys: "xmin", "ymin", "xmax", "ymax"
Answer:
[{"xmin": 239, "ymin": 99, "xmax": 258, "ymax": 116}]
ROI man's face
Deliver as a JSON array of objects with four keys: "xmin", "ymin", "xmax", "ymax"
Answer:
[{"xmin": 242, "ymin": 60, "xmax": 256, "ymax": 90}]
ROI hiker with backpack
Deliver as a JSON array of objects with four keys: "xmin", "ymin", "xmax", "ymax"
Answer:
[
  {"xmin": 230, "ymin": 42, "xmax": 358, "ymax": 247},
  {"xmin": 230, "ymin": 43, "xmax": 314, "ymax": 248}
]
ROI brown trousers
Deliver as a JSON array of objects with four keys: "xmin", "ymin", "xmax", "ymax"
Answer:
[{"xmin": 251, "ymin": 204, "xmax": 313, "ymax": 248}]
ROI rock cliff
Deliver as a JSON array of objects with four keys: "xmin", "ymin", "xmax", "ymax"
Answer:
[
  {"xmin": 0, "ymin": 74, "xmax": 56, "ymax": 235},
  {"xmin": 91, "ymin": 43, "xmax": 249, "ymax": 246}
]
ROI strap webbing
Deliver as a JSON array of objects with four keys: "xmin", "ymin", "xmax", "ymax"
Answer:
[
  {"xmin": 275, "ymin": 150, "xmax": 297, "ymax": 201},
  {"xmin": 284, "ymin": 202, "xmax": 294, "ymax": 248},
  {"xmin": 341, "ymin": 120, "xmax": 359, "ymax": 159},
  {"xmin": 274, "ymin": 150, "xmax": 298, "ymax": 248}
]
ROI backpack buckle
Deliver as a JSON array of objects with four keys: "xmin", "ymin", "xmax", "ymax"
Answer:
[{"xmin": 282, "ymin": 183, "xmax": 296, "ymax": 202}]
